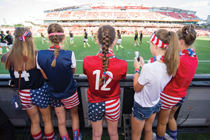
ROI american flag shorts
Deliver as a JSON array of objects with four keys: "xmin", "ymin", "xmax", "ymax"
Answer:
[
  {"xmin": 30, "ymin": 83, "xmax": 50, "ymax": 109},
  {"xmin": 50, "ymin": 91, "xmax": 80, "ymax": 109},
  {"xmin": 19, "ymin": 89, "xmax": 35, "ymax": 110},
  {"xmin": 160, "ymin": 92, "xmax": 182, "ymax": 110},
  {"xmin": 88, "ymin": 98, "xmax": 121, "ymax": 122}
]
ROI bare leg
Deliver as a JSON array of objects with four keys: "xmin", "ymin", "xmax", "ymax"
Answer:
[
  {"xmin": 107, "ymin": 119, "xmax": 119, "ymax": 140},
  {"xmin": 156, "ymin": 109, "xmax": 171, "ymax": 137},
  {"xmin": 144, "ymin": 113, "xmax": 156, "ymax": 140},
  {"xmin": 91, "ymin": 119, "xmax": 103, "ymax": 140},
  {"xmin": 131, "ymin": 114, "xmax": 145, "ymax": 140}
]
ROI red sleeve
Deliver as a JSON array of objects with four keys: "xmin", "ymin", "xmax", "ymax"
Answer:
[
  {"xmin": 121, "ymin": 61, "xmax": 127, "ymax": 79},
  {"xmin": 83, "ymin": 57, "xmax": 87, "ymax": 75}
]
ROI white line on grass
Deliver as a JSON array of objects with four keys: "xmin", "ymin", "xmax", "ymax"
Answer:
[
  {"xmin": 195, "ymin": 45, "xmax": 210, "ymax": 48},
  {"xmin": 76, "ymin": 60, "xmax": 210, "ymax": 62}
]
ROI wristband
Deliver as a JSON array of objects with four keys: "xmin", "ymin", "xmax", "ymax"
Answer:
[{"xmin": 134, "ymin": 68, "xmax": 140, "ymax": 72}]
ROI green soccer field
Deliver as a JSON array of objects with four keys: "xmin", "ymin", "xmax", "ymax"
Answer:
[{"xmin": 0, "ymin": 35, "xmax": 210, "ymax": 74}]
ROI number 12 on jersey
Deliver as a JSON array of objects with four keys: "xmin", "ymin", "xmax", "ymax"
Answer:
[{"xmin": 93, "ymin": 70, "xmax": 113, "ymax": 91}]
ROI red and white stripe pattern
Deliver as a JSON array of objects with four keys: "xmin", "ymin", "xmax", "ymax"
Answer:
[
  {"xmin": 19, "ymin": 89, "xmax": 35, "ymax": 110},
  {"xmin": 32, "ymin": 131, "xmax": 42, "ymax": 140},
  {"xmin": 160, "ymin": 92, "xmax": 182, "ymax": 110},
  {"xmin": 105, "ymin": 99, "xmax": 121, "ymax": 121},
  {"xmin": 61, "ymin": 91, "xmax": 80, "ymax": 109},
  {"xmin": 150, "ymin": 32, "xmax": 169, "ymax": 49}
]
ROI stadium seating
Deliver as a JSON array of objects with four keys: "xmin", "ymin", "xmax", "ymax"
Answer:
[
  {"xmin": 86, "ymin": 12, "xmax": 100, "ymax": 18},
  {"xmin": 45, "ymin": 12, "xmax": 60, "ymax": 18},
  {"xmin": 72, "ymin": 11, "xmax": 87, "ymax": 18},
  {"xmin": 113, "ymin": 12, "xmax": 129, "ymax": 18},
  {"xmin": 167, "ymin": 12, "xmax": 182, "ymax": 19},
  {"xmin": 141, "ymin": 12, "xmax": 156, "ymax": 19},
  {"xmin": 129, "ymin": 12, "xmax": 142, "ymax": 18},
  {"xmin": 59, "ymin": 11, "xmax": 72, "ymax": 19},
  {"xmin": 100, "ymin": 12, "xmax": 113, "ymax": 18},
  {"xmin": 180, "ymin": 13, "xmax": 198, "ymax": 20}
]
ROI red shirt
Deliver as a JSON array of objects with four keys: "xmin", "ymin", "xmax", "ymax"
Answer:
[
  {"xmin": 83, "ymin": 56, "xmax": 127, "ymax": 103},
  {"xmin": 163, "ymin": 55, "xmax": 198, "ymax": 97}
]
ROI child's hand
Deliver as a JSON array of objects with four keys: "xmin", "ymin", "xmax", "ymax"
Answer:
[
  {"xmin": 139, "ymin": 57, "xmax": 145, "ymax": 68},
  {"xmin": 134, "ymin": 57, "xmax": 141, "ymax": 69}
]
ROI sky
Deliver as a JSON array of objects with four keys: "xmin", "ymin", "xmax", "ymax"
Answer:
[{"xmin": 0, "ymin": 0, "xmax": 209, "ymax": 25}]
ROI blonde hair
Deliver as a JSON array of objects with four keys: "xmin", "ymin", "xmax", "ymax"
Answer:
[
  {"xmin": 3, "ymin": 27, "xmax": 36, "ymax": 71},
  {"xmin": 155, "ymin": 29, "xmax": 180, "ymax": 76},
  {"xmin": 47, "ymin": 23, "xmax": 65, "ymax": 67},
  {"xmin": 97, "ymin": 25, "xmax": 116, "ymax": 85},
  {"xmin": 176, "ymin": 25, "xmax": 197, "ymax": 46}
]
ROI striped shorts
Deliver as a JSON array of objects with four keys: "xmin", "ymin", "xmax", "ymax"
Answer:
[
  {"xmin": 160, "ymin": 92, "xmax": 183, "ymax": 110},
  {"xmin": 88, "ymin": 98, "xmax": 121, "ymax": 122},
  {"xmin": 19, "ymin": 89, "xmax": 35, "ymax": 110},
  {"xmin": 50, "ymin": 91, "xmax": 80, "ymax": 109}
]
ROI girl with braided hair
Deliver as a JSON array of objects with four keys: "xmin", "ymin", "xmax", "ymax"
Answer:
[
  {"xmin": 1, "ymin": 27, "xmax": 55, "ymax": 140},
  {"xmin": 83, "ymin": 25, "xmax": 127, "ymax": 140},
  {"xmin": 36, "ymin": 23, "xmax": 81, "ymax": 140},
  {"xmin": 132, "ymin": 29, "xmax": 180, "ymax": 140},
  {"xmin": 156, "ymin": 26, "xmax": 198, "ymax": 140}
]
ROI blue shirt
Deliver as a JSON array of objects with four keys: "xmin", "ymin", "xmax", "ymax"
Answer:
[
  {"xmin": 37, "ymin": 49, "xmax": 77, "ymax": 99},
  {"xmin": 2, "ymin": 54, "xmax": 45, "ymax": 90}
]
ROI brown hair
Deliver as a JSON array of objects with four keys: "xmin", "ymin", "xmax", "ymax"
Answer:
[
  {"xmin": 97, "ymin": 25, "xmax": 116, "ymax": 85},
  {"xmin": 3, "ymin": 27, "xmax": 36, "ymax": 71},
  {"xmin": 155, "ymin": 29, "xmax": 180, "ymax": 76},
  {"xmin": 47, "ymin": 23, "xmax": 65, "ymax": 67},
  {"xmin": 176, "ymin": 25, "xmax": 197, "ymax": 46}
]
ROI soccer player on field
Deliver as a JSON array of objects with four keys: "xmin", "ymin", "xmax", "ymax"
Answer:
[
  {"xmin": 83, "ymin": 25, "xmax": 127, "ymax": 140},
  {"xmin": 0, "ymin": 31, "xmax": 8, "ymax": 54},
  {"xmin": 69, "ymin": 30, "xmax": 74, "ymax": 45},
  {"xmin": 41, "ymin": 33, "xmax": 49, "ymax": 44},
  {"xmin": 5, "ymin": 30, "xmax": 13, "ymax": 51},
  {"xmin": 115, "ymin": 30, "xmax": 124, "ymax": 51},
  {"xmin": 139, "ymin": 31, "xmax": 143, "ymax": 44},
  {"xmin": 134, "ymin": 30, "xmax": 139, "ymax": 46},
  {"xmin": 83, "ymin": 29, "xmax": 90, "ymax": 48},
  {"xmin": 91, "ymin": 30, "xmax": 94, "ymax": 41}
]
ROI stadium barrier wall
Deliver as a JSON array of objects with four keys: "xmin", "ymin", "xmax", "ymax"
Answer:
[{"xmin": 0, "ymin": 74, "xmax": 210, "ymax": 128}]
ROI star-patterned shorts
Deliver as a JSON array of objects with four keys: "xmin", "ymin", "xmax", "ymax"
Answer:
[
  {"xmin": 50, "ymin": 91, "xmax": 80, "ymax": 109},
  {"xmin": 30, "ymin": 83, "xmax": 50, "ymax": 109},
  {"xmin": 88, "ymin": 98, "xmax": 120, "ymax": 122}
]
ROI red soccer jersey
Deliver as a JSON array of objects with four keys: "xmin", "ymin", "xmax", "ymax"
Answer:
[
  {"xmin": 163, "ymin": 55, "xmax": 198, "ymax": 97},
  {"xmin": 83, "ymin": 55, "xmax": 127, "ymax": 103}
]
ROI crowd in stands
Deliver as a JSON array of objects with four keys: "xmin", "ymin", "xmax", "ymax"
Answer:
[
  {"xmin": 1, "ymin": 23, "xmax": 209, "ymax": 37},
  {"xmin": 44, "ymin": 11, "xmax": 199, "ymax": 21}
]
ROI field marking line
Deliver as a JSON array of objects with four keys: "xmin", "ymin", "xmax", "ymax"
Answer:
[
  {"xmin": 195, "ymin": 45, "xmax": 210, "ymax": 48},
  {"xmin": 76, "ymin": 60, "xmax": 210, "ymax": 62}
]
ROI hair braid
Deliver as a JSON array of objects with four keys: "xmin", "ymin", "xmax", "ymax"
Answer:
[
  {"xmin": 48, "ymin": 23, "xmax": 64, "ymax": 67},
  {"xmin": 99, "ymin": 31, "xmax": 110, "ymax": 85}
]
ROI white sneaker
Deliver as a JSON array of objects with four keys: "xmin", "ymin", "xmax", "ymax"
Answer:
[
  {"xmin": 164, "ymin": 133, "xmax": 175, "ymax": 140},
  {"xmin": 152, "ymin": 132, "xmax": 157, "ymax": 140}
]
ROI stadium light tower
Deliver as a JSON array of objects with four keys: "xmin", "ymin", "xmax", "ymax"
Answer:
[{"xmin": 3, "ymin": 18, "xmax": 7, "ymax": 25}]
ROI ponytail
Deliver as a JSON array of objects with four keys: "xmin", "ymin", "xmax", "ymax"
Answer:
[
  {"xmin": 156, "ymin": 29, "xmax": 180, "ymax": 76},
  {"xmin": 164, "ymin": 32, "xmax": 180, "ymax": 76}
]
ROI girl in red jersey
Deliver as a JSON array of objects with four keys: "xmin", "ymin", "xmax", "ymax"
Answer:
[
  {"xmin": 1, "ymin": 27, "xmax": 55, "ymax": 140},
  {"xmin": 132, "ymin": 29, "xmax": 180, "ymax": 140},
  {"xmin": 156, "ymin": 26, "xmax": 198, "ymax": 140},
  {"xmin": 83, "ymin": 25, "xmax": 127, "ymax": 140}
]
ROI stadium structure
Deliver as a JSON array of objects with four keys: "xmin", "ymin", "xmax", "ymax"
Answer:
[{"xmin": 39, "ymin": 2, "xmax": 210, "ymax": 36}]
